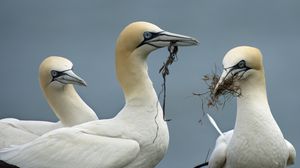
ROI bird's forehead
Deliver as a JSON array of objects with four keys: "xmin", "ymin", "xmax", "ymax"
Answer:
[
  {"xmin": 51, "ymin": 63, "xmax": 72, "ymax": 71},
  {"xmin": 123, "ymin": 22, "xmax": 162, "ymax": 36},
  {"xmin": 42, "ymin": 56, "xmax": 73, "ymax": 72},
  {"xmin": 222, "ymin": 51, "xmax": 242, "ymax": 68},
  {"xmin": 222, "ymin": 46, "xmax": 262, "ymax": 68}
]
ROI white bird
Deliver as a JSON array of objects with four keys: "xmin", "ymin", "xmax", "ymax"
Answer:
[
  {"xmin": 0, "ymin": 56, "xmax": 98, "ymax": 148},
  {"xmin": 0, "ymin": 21, "xmax": 198, "ymax": 168},
  {"xmin": 206, "ymin": 46, "xmax": 296, "ymax": 168}
]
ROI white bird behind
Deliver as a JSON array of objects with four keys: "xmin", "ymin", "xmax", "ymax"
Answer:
[
  {"xmin": 0, "ymin": 21, "xmax": 198, "ymax": 168},
  {"xmin": 207, "ymin": 46, "xmax": 296, "ymax": 168},
  {"xmin": 0, "ymin": 56, "xmax": 98, "ymax": 148}
]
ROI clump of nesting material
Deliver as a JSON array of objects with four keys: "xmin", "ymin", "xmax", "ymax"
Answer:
[
  {"xmin": 194, "ymin": 71, "xmax": 241, "ymax": 111},
  {"xmin": 158, "ymin": 42, "xmax": 178, "ymax": 121}
]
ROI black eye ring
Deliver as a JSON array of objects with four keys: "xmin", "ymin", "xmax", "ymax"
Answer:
[
  {"xmin": 143, "ymin": 32, "xmax": 152, "ymax": 39},
  {"xmin": 237, "ymin": 60, "xmax": 246, "ymax": 68},
  {"xmin": 51, "ymin": 70, "xmax": 58, "ymax": 77}
]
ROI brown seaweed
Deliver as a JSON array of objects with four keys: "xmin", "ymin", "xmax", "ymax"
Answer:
[{"xmin": 158, "ymin": 42, "xmax": 178, "ymax": 121}]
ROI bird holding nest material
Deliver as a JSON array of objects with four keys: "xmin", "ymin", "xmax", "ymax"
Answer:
[
  {"xmin": 196, "ymin": 46, "xmax": 295, "ymax": 168},
  {"xmin": 0, "ymin": 21, "xmax": 198, "ymax": 168}
]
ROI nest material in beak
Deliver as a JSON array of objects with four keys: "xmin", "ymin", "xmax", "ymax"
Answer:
[
  {"xmin": 154, "ymin": 42, "xmax": 179, "ymax": 143},
  {"xmin": 194, "ymin": 72, "xmax": 241, "ymax": 110},
  {"xmin": 158, "ymin": 42, "xmax": 178, "ymax": 121}
]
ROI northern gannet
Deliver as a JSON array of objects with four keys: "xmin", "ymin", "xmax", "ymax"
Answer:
[
  {"xmin": 0, "ymin": 56, "xmax": 98, "ymax": 148},
  {"xmin": 0, "ymin": 22, "xmax": 198, "ymax": 168},
  {"xmin": 206, "ymin": 46, "xmax": 296, "ymax": 168}
]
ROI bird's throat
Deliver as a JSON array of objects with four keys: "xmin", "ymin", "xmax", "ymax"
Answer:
[{"xmin": 116, "ymin": 50, "xmax": 159, "ymax": 106}]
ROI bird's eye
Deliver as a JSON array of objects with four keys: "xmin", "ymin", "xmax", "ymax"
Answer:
[
  {"xmin": 143, "ymin": 32, "xmax": 152, "ymax": 39},
  {"xmin": 51, "ymin": 70, "xmax": 58, "ymax": 77},
  {"xmin": 237, "ymin": 60, "xmax": 246, "ymax": 68}
]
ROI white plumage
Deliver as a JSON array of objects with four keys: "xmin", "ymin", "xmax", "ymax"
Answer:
[
  {"xmin": 208, "ymin": 46, "xmax": 296, "ymax": 168},
  {"xmin": 0, "ymin": 56, "xmax": 98, "ymax": 149},
  {"xmin": 0, "ymin": 21, "xmax": 198, "ymax": 168}
]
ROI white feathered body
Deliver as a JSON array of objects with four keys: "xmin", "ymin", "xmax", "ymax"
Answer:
[{"xmin": 0, "ymin": 103, "xmax": 169, "ymax": 168}]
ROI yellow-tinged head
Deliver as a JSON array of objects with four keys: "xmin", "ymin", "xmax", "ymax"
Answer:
[
  {"xmin": 116, "ymin": 21, "xmax": 199, "ymax": 55},
  {"xmin": 214, "ymin": 46, "xmax": 265, "ymax": 93},
  {"xmin": 115, "ymin": 21, "xmax": 198, "ymax": 101},
  {"xmin": 223, "ymin": 46, "xmax": 263, "ymax": 71},
  {"xmin": 39, "ymin": 56, "xmax": 87, "ymax": 89}
]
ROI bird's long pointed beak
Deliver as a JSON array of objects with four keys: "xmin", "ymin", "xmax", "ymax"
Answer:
[
  {"xmin": 55, "ymin": 70, "xmax": 87, "ymax": 86},
  {"xmin": 147, "ymin": 31, "xmax": 199, "ymax": 47},
  {"xmin": 213, "ymin": 69, "xmax": 230, "ymax": 95}
]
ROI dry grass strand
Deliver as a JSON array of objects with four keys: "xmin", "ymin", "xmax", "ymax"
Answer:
[{"xmin": 194, "ymin": 69, "xmax": 241, "ymax": 112}]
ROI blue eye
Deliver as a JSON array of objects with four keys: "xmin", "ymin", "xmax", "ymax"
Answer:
[
  {"xmin": 238, "ymin": 60, "xmax": 246, "ymax": 68},
  {"xmin": 143, "ymin": 32, "xmax": 152, "ymax": 39},
  {"xmin": 51, "ymin": 70, "xmax": 58, "ymax": 77}
]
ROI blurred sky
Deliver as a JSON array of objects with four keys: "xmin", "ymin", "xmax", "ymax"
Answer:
[{"xmin": 0, "ymin": 0, "xmax": 299, "ymax": 167}]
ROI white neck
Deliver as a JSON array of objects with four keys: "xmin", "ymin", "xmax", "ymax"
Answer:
[
  {"xmin": 234, "ymin": 70, "xmax": 281, "ymax": 134},
  {"xmin": 116, "ymin": 49, "xmax": 159, "ymax": 107},
  {"xmin": 43, "ymin": 85, "xmax": 98, "ymax": 126}
]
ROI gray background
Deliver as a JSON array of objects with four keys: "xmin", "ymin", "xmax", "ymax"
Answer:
[{"xmin": 0, "ymin": 0, "xmax": 299, "ymax": 167}]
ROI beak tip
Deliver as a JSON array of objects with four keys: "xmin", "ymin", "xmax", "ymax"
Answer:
[
  {"xmin": 81, "ymin": 81, "xmax": 88, "ymax": 87},
  {"xmin": 213, "ymin": 82, "xmax": 221, "ymax": 96},
  {"xmin": 213, "ymin": 89, "xmax": 217, "ymax": 96},
  {"xmin": 193, "ymin": 38, "xmax": 200, "ymax": 45},
  {"xmin": 159, "ymin": 31, "xmax": 199, "ymax": 47},
  {"xmin": 188, "ymin": 38, "xmax": 199, "ymax": 46}
]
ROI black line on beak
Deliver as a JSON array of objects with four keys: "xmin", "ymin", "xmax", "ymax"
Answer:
[
  {"xmin": 50, "ymin": 68, "xmax": 72, "ymax": 83},
  {"xmin": 222, "ymin": 60, "xmax": 251, "ymax": 81},
  {"xmin": 137, "ymin": 31, "xmax": 165, "ymax": 48}
]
